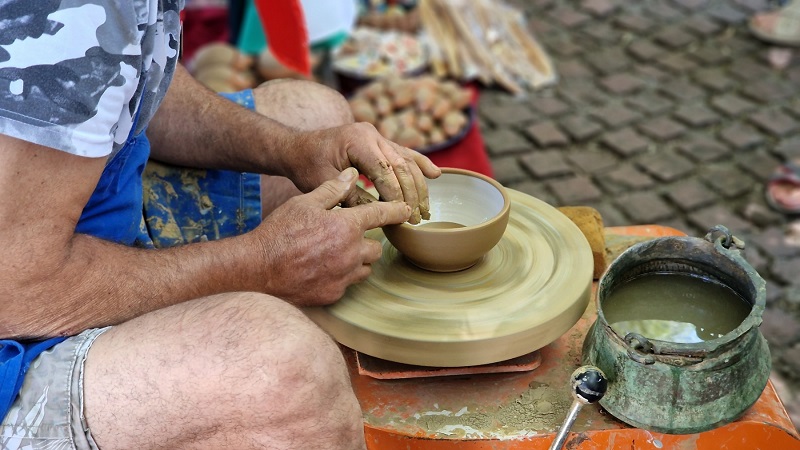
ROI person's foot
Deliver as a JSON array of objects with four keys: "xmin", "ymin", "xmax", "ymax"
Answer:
[
  {"xmin": 750, "ymin": 1, "xmax": 800, "ymax": 47},
  {"xmin": 766, "ymin": 161, "xmax": 800, "ymax": 214}
]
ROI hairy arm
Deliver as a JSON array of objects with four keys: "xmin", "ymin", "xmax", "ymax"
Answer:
[
  {"xmin": 0, "ymin": 134, "xmax": 411, "ymax": 340},
  {"xmin": 0, "ymin": 134, "xmax": 265, "ymax": 340}
]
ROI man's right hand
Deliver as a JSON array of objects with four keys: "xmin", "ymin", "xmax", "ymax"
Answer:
[{"xmin": 252, "ymin": 167, "xmax": 411, "ymax": 306}]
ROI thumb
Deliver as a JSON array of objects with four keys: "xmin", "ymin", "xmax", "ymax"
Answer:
[{"xmin": 305, "ymin": 167, "xmax": 359, "ymax": 210}]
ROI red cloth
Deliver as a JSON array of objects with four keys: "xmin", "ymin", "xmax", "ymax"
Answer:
[
  {"xmin": 427, "ymin": 86, "xmax": 493, "ymax": 178},
  {"xmin": 180, "ymin": 7, "xmax": 229, "ymax": 62},
  {"xmin": 253, "ymin": 0, "xmax": 311, "ymax": 77}
]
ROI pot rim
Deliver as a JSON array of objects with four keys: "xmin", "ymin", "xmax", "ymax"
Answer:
[{"xmin": 595, "ymin": 227, "xmax": 766, "ymax": 356}]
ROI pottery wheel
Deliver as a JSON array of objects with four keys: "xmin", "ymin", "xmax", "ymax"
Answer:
[{"xmin": 305, "ymin": 189, "xmax": 593, "ymax": 367}]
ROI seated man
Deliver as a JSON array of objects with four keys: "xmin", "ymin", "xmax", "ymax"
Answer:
[{"xmin": 0, "ymin": 2, "xmax": 439, "ymax": 449}]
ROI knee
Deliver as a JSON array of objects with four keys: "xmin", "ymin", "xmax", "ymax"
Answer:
[
  {"xmin": 253, "ymin": 79, "xmax": 354, "ymax": 130},
  {"xmin": 204, "ymin": 293, "xmax": 363, "ymax": 440}
]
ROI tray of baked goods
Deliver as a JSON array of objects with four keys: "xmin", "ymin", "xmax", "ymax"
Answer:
[{"xmin": 348, "ymin": 75, "xmax": 473, "ymax": 154}]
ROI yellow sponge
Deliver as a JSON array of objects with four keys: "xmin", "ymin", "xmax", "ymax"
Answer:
[{"xmin": 558, "ymin": 206, "xmax": 606, "ymax": 280}]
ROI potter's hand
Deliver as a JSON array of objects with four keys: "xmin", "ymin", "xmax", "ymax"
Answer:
[
  {"xmin": 292, "ymin": 123, "xmax": 441, "ymax": 224},
  {"xmin": 255, "ymin": 168, "xmax": 411, "ymax": 306}
]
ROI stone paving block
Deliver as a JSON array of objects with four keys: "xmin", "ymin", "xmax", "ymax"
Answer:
[
  {"xmin": 644, "ymin": 2, "xmax": 685, "ymax": 21},
  {"xmin": 752, "ymin": 227, "xmax": 800, "ymax": 259},
  {"xmin": 673, "ymin": 104, "xmax": 721, "ymax": 128},
  {"xmin": 710, "ymin": 94, "xmax": 757, "ymax": 117},
  {"xmin": 525, "ymin": 121, "xmax": 571, "ymax": 148},
  {"xmin": 558, "ymin": 82, "xmax": 610, "ymax": 105},
  {"xmin": 665, "ymin": 178, "xmax": 718, "ymax": 211},
  {"xmin": 707, "ymin": 3, "xmax": 748, "ymax": 24},
  {"xmin": 700, "ymin": 166, "xmax": 756, "ymax": 198},
  {"xmin": 683, "ymin": 15, "xmax": 723, "ymax": 35},
  {"xmin": 633, "ymin": 64, "xmax": 672, "ymax": 83},
  {"xmin": 590, "ymin": 104, "xmax": 640, "ymax": 128},
  {"xmin": 507, "ymin": 180, "xmax": 557, "ymax": 206},
  {"xmin": 742, "ymin": 79, "xmax": 797, "ymax": 104},
  {"xmin": 548, "ymin": 175, "xmax": 604, "ymax": 204},
  {"xmin": 484, "ymin": 128, "xmax": 532, "ymax": 155},
  {"xmin": 677, "ymin": 134, "xmax": 732, "ymax": 162},
  {"xmin": 548, "ymin": 39, "xmax": 585, "ymax": 58},
  {"xmin": 762, "ymin": 308, "xmax": 800, "ymax": 347},
  {"xmin": 530, "ymin": 97, "xmax": 572, "ymax": 116},
  {"xmin": 688, "ymin": 45, "xmax": 732, "ymax": 65},
  {"xmin": 601, "ymin": 127, "xmax": 651, "ymax": 156},
  {"xmin": 637, "ymin": 116, "xmax": 688, "ymax": 141},
  {"xmin": 654, "ymin": 25, "xmax": 695, "ymax": 48},
  {"xmin": 627, "ymin": 40, "xmax": 667, "ymax": 62},
  {"xmin": 688, "ymin": 205, "xmax": 754, "ymax": 234},
  {"xmin": 582, "ymin": 23, "xmax": 621, "ymax": 42},
  {"xmin": 582, "ymin": 201, "xmax": 629, "ymax": 227},
  {"xmin": 660, "ymin": 217, "xmax": 695, "ymax": 235},
  {"xmin": 775, "ymin": 137, "xmax": 800, "ymax": 160},
  {"xmin": 604, "ymin": 163, "xmax": 657, "ymax": 189},
  {"xmin": 719, "ymin": 123, "xmax": 765, "ymax": 150},
  {"xmin": 732, "ymin": 0, "xmax": 770, "ymax": 13},
  {"xmin": 550, "ymin": 7, "xmax": 592, "ymax": 28},
  {"xmin": 480, "ymin": 103, "xmax": 539, "ymax": 127},
  {"xmin": 725, "ymin": 37, "xmax": 761, "ymax": 56},
  {"xmin": 559, "ymin": 115, "xmax": 604, "ymax": 141},
  {"xmin": 616, "ymin": 191, "xmax": 676, "ymax": 223},
  {"xmin": 567, "ymin": 150, "xmax": 621, "ymax": 173},
  {"xmin": 692, "ymin": 68, "xmax": 737, "ymax": 93},
  {"xmin": 626, "ymin": 93, "xmax": 674, "ymax": 116},
  {"xmin": 557, "ymin": 59, "xmax": 594, "ymax": 79},
  {"xmin": 599, "ymin": 73, "xmax": 646, "ymax": 95},
  {"xmin": 581, "ymin": 0, "xmax": 617, "ymax": 17},
  {"xmin": 659, "ymin": 80, "xmax": 707, "ymax": 102},
  {"xmin": 637, "ymin": 151, "xmax": 696, "ymax": 181},
  {"xmin": 740, "ymin": 202, "xmax": 784, "ymax": 228},
  {"xmin": 785, "ymin": 99, "xmax": 800, "ymax": 119},
  {"xmin": 658, "ymin": 53, "xmax": 700, "ymax": 73},
  {"xmin": 614, "ymin": 14, "xmax": 655, "ymax": 33},
  {"xmin": 586, "ymin": 48, "xmax": 632, "ymax": 75},
  {"xmin": 491, "ymin": 156, "xmax": 529, "ymax": 185},
  {"xmin": 749, "ymin": 109, "xmax": 800, "ymax": 137},
  {"xmin": 729, "ymin": 57, "xmax": 776, "ymax": 81},
  {"xmin": 772, "ymin": 257, "xmax": 800, "ymax": 286},
  {"xmin": 671, "ymin": 0, "xmax": 709, "ymax": 12},
  {"xmin": 520, "ymin": 150, "xmax": 574, "ymax": 178},
  {"xmin": 736, "ymin": 152, "xmax": 783, "ymax": 180}
]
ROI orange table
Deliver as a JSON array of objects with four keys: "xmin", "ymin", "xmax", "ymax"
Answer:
[{"xmin": 348, "ymin": 226, "xmax": 800, "ymax": 449}]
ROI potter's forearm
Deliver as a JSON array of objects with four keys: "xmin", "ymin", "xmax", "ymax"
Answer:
[{"xmin": 146, "ymin": 65, "xmax": 298, "ymax": 177}]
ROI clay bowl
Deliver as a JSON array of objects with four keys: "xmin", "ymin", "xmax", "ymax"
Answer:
[{"xmin": 382, "ymin": 168, "xmax": 510, "ymax": 272}]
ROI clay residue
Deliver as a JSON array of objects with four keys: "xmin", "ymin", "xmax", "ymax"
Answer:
[{"xmin": 371, "ymin": 381, "xmax": 570, "ymax": 439}]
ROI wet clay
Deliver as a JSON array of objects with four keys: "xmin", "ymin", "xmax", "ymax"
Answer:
[
  {"xmin": 364, "ymin": 381, "xmax": 569, "ymax": 439},
  {"xmin": 603, "ymin": 272, "xmax": 751, "ymax": 343},
  {"xmin": 306, "ymin": 188, "xmax": 594, "ymax": 367},
  {"xmin": 417, "ymin": 221, "xmax": 466, "ymax": 229}
]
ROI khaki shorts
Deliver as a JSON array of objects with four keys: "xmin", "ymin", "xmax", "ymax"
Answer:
[{"xmin": 0, "ymin": 328, "xmax": 109, "ymax": 450}]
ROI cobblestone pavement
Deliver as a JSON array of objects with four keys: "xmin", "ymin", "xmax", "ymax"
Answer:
[{"xmin": 480, "ymin": 0, "xmax": 800, "ymax": 429}]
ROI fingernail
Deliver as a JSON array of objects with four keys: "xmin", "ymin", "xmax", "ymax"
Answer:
[{"xmin": 338, "ymin": 167, "xmax": 357, "ymax": 181}]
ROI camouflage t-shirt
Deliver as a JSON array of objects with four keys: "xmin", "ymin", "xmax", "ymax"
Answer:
[{"xmin": 0, "ymin": 0, "xmax": 184, "ymax": 158}]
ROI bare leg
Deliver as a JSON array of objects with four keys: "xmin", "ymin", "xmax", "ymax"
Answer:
[
  {"xmin": 84, "ymin": 292, "xmax": 366, "ymax": 449},
  {"xmin": 252, "ymin": 79, "xmax": 355, "ymax": 217}
]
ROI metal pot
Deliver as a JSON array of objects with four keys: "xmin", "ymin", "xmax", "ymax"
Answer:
[{"xmin": 581, "ymin": 225, "xmax": 770, "ymax": 434}]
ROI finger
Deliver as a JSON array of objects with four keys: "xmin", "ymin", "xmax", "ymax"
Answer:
[
  {"xmin": 408, "ymin": 160, "xmax": 431, "ymax": 221},
  {"xmin": 303, "ymin": 167, "xmax": 358, "ymax": 210},
  {"xmin": 342, "ymin": 185, "xmax": 378, "ymax": 208},
  {"xmin": 352, "ymin": 264, "xmax": 373, "ymax": 283},
  {"xmin": 412, "ymin": 151, "xmax": 442, "ymax": 180},
  {"xmin": 377, "ymin": 139, "xmax": 420, "ymax": 222},
  {"xmin": 343, "ymin": 200, "xmax": 412, "ymax": 231},
  {"xmin": 361, "ymin": 238, "xmax": 383, "ymax": 264}
]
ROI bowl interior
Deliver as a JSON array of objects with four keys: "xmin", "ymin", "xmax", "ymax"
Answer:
[{"xmin": 417, "ymin": 172, "xmax": 505, "ymax": 228}]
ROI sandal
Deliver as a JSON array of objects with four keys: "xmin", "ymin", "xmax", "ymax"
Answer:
[
  {"xmin": 766, "ymin": 161, "xmax": 800, "ymax": 214},
  {"xmin": 749, "ymin": 1, "xmax": 800, "ymax": 47}
]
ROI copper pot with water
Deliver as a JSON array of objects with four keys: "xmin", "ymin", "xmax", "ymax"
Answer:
[{"xmin": 581, "ymin": 225, "xmax": 770, "ymax": 434}]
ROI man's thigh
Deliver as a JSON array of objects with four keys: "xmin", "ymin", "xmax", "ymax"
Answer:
[{"xmin": 1, "ymin": 328, "xmax": 107, "ymax": 450}]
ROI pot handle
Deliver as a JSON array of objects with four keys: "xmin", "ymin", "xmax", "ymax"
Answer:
[
  {"xmin": 624, "ymin": 332, "xmax": 656, "ymax": 365},
  {"xmin": 704, "ymin": 225, "xmax": 745, "ymax": 251}
]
